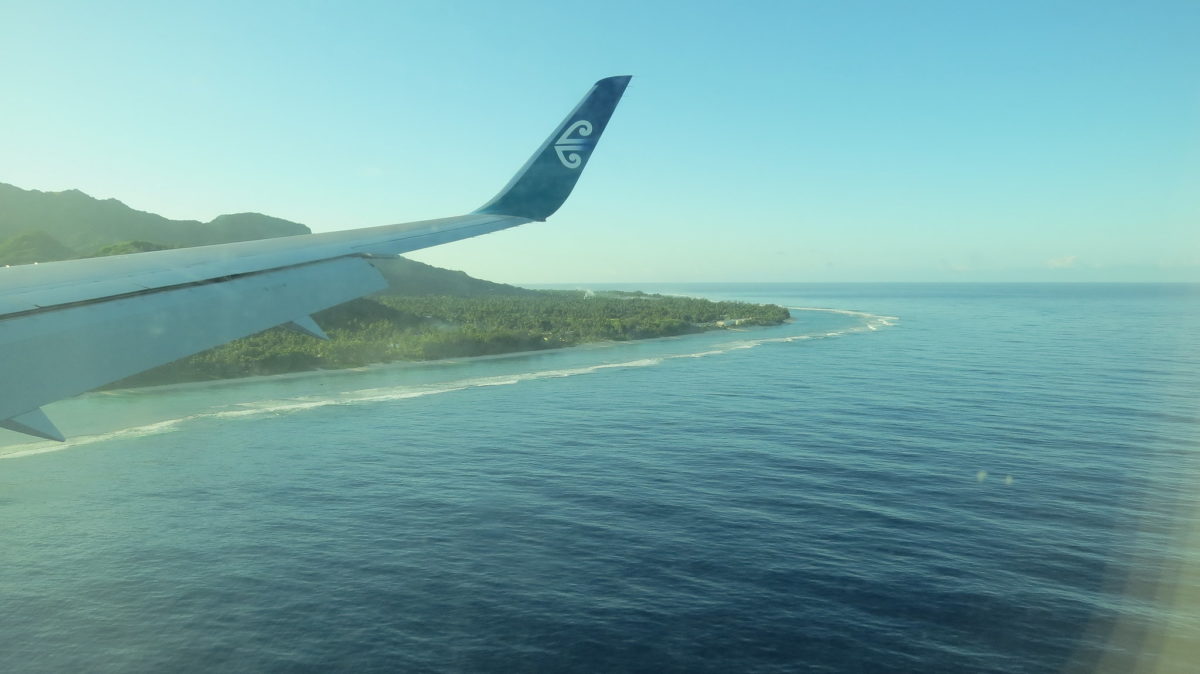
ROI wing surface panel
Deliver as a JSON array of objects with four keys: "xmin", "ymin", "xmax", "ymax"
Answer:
[
  {"xmin": 0, "ymin": 257, "xmax": 386, "ymax": 423},
  {"xmin": 0, "ymin": 213, "xmax": 530, "ymax": 315}
]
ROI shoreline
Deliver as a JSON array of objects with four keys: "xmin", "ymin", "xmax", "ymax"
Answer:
[
  {"xmin": 0, "ymin": 305, "xmax": 895, "ymax": 452},
  {"xmin": 0, "ymin": 316, "xmax": 812, "ymax": 454},
  {"xmin": 105, "ymin": 290, "xmax": 793, "ymax": 391},
  {"xmin": 101, "ymin": 316, "xmax": 796, "ymax": 396}
]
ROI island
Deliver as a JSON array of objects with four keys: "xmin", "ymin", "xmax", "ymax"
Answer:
[{"xmin": 0, "ymin": 182, "xmax": 790, "ymax": 388}]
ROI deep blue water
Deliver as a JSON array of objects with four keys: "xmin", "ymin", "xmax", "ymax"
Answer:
[{"xmin": 2, "ymin": 283, "xmax": 1198, "ymax": 673}]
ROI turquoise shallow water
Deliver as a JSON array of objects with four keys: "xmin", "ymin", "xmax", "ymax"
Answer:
[{"xmin": 1, "ymin": 284, "xmax": 1198, "ymax": 672}]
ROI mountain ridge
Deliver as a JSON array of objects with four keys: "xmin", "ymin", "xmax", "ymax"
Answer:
[
  {"xmin": 0, "ymin": 181, "xmax": 309, "ymax": 253},
  {"xmin": 0, "ymin": 180, "xmax": 529, "ymax": 297}
]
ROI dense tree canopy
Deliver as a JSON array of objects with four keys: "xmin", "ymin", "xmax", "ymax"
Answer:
[{"xmin": 113, "ymin": 291, "xmax": 790, "ymax": 387}]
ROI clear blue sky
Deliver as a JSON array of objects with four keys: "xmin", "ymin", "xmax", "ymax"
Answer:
[{"xmin": 1, "ymin": 1, "xmax": 1197, "ymax": 282}]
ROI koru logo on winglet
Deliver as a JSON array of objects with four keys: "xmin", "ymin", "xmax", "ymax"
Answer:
[{"xmin": 554, "ymin": 120, "xmax": 593, "ymax": 169}]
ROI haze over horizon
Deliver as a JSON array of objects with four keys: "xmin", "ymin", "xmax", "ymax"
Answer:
[{"xmin": 1, "ymin": 1, "xmax": 1196, "ymax": 283}]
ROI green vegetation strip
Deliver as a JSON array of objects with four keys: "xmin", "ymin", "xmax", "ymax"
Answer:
[{"xmin": 113, "ymin": 291, "xmax": 790, "ymax": 387}]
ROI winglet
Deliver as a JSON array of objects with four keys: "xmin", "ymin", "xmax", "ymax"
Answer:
[{"xmin": 475, "ymin": 75, "xmax": 632, "ymax": 221}]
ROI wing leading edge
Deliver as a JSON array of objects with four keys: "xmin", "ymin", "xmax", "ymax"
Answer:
[{"xmin": 0, "ymin": 76, "xmax": 632, "ymax": 440}]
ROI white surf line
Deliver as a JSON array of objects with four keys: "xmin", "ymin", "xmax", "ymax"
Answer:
[
  {"xmin": 789, "ymin": 306, "xmax": 899, "ymax": 332},
  {"xmin": 0, "ymin": 417, "xmax": 190, "ymax": 459},
  {"xmin": 789, "ymin": 306, "xmax": 899, "ymax": 321},
  {"xmin": 2, "ymin": 308, "xmax": 897, "ymax": 459},
  {"xmin": 0, "ymin": 359, "xmax": 671, "ymax": 459}
]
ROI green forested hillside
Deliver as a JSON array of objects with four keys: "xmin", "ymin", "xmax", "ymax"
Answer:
[
  {"xmin": 0, "ymin": 230, "xmax": 77, "ymax": 265},
  {"xmin": 91, "ymin": 240, "xmax": 178, "ymax": 257},
  {"xmin": 0, "ymin": 182, "xmax": 307, "ymax": 254},
  {"xmin": 370, "ymin": 257, "xmax": 534, "ymax": 297}
]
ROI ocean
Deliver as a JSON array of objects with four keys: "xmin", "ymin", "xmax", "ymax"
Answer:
[{"xmin": 1, "ymin": 283, "xmax": 1197, "ymax": 673}]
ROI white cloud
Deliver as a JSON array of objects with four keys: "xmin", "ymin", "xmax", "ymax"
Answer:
[{"xmin": 1045, "ymin": 255, "xmax": 1077, "ymax": 269}]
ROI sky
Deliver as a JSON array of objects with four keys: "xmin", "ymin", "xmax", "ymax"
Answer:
[{"xmin": 0, "ymin": 0, "xmax": 1197, "ymax": 283}]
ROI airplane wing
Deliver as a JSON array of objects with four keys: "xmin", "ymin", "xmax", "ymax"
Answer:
[{"xmin": 0, "ymin": 75, "xmax": 632, "ymax": 441}]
